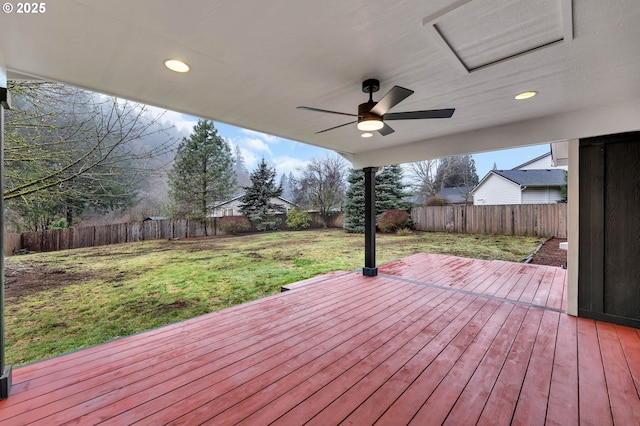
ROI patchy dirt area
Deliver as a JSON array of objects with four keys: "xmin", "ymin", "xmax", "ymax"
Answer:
[
  {"xmin": 4, "ymin": 258, "xmax": 95, "ymax": 300},
  {"xmin": 530, "ymin": 237, "xmax": 567, "ymax": 268}
]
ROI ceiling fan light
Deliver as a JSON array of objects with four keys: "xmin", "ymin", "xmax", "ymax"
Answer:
[
  {"xmin": 357, "ymin": 118, "xmax": 384, "ymax": 131},
  {"xmin": 361, "ymin": 132, "xmax": 373, "ymax": 138}
]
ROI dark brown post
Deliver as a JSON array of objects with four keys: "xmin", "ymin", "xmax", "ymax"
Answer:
[{"xmin": 363, "ymin": 167, "xmax": 378, "ymax": 276}]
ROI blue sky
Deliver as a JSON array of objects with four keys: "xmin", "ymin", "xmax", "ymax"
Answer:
[{"xmin": 161, "ymin": 110, "xmax": 550, "ymax": 180}]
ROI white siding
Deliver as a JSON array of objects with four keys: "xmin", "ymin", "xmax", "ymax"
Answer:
[
  {"xmin": 472, "ymin": 175, "xmax": 521, "ymax": 205},
  {"xmin": 213, "ymin": 197, "xmax": 297, "ymax": 217},
  {"xmin": 516, "ymin": 153, "xmax": 568, "ymax": 170},
  {"xmin": 521, "ymin": 187, "xmax": 564, "ymax": 204}
]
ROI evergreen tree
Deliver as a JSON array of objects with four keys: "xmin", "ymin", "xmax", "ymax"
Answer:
[
  {"xmin": 239, "ymin": 158, "xmax": 284, "ymax": 230},
  {"xmin": 375, "ymin": 165, "xmax": 410, "ymax": 212},
  {"xmin": 343, "ymin": 165, "xmax": 409, "ymax": 233},
  {"xmin": 168, "ymin": 120, "xmax": 236, "ymax": 234},
  {"xmin": 233, "ymin": 144, "xmax": 251, "ymax": 190},
  {"xmin": 343, "ymin": 169, "xmax": 365, "ymax": 233}
]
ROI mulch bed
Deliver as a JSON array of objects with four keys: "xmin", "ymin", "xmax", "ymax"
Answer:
[{"xmin": 530, "ymin": 237, "xmax": 567, "ymax": 268}]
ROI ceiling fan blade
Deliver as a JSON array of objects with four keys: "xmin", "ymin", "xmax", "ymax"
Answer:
[
  {"xmin": 315, "ymin": 120, "xmax": 357, "ymax": 134},
  {"xmin": 378, "ymin": 123, "xmax": 395, "ymax": 136},
  {"xmin": 370, "ymin": 86, "xmax": 414, "ymax": 116},
  {"xmin": 297, "ymin": 106, "xmax": 358, "ymax": 117},
  {"xmin": 383, "ymin": 108, "xmax": 455, "ymax": 120}
]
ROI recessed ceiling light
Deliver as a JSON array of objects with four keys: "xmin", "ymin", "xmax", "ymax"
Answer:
[
  {"xmin": 361, "ymin": 132, "xmax": 373, "ymax": 138},
  {"xmin": 515, "ymin": 91, "xmax": 537, "ymax": 100},
  {"xmin": 164, "ymin": 59, "xmax": 190, "ymax": 73}
]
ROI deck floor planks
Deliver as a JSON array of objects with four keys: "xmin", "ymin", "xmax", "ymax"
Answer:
[
  {"xmin": 237, "ymin": 287, "xmax": 457, "ymax": 425},
  {"xmin": 476, "ymin": 308, "xmax": 545, "ymax": 426},
  {"xmin": 441, "ymin": 304, "xmax": 528, "ymax": 425},
  {"xmin": 577, "ymin": 317, "xmax": 614, "ymax": 425},
  {"xmin": 511, "ymin": 309, "xmax": 560, "ymax": 425},
  {"xmin": 546, "ymin": 312, "xmax": 579, "ymax": 426},
  {"xmin": 305, "ymin": 295, "xmax": 491, "ymax": 426},
  {"xmin": 159, "ymin": 284, "xmax": 448, "ymax": 425},
  {"xmin": 405, "ymin": 302, "xmax": 515, "ymax": 425},
  {"xmin": 373, "ymin": 298, "xmax": 502, "ymax": 425},
  {"xmin": 3, "ymin": 273, "xmax": 394, "ymax": 423},
  {"xmin": 32, "ymin": 276, "xmax": 416, "ymax": 425},
  {"xmin": 269, "ymin": 291, "xmax": 471, "ymax": 426},
  {"xmin": 596, "ymin": 321, "xmax": 640, "ymax": 424},
  {"xmin": 2, "ymin": 254, "xmax": 639, "ymax": 426}
]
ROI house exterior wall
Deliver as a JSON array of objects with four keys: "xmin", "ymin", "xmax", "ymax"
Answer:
[
  {"xmin": 521, "ymin": 187, "xmax": 564, "ymax": 204},
  {"xmin": 472, "ymin": 175, "xmax": 521, "ymax": 205},
  {"xmin": 213, "ymin": 198, "xmax": 297, "ymax": 217},
  {"xmin": 515, "ymin": 153, "xmax": 568, "ymax": 170}
]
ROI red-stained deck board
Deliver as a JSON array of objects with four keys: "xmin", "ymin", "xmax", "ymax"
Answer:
[
  {"xmin": 30, "ymin": 276, "xmax": 416, "ymax": 425},
  {"xmin": 546, "ymin": 312, "xmax": 579, "ymax": 426},
  {"xmin": 511, "ymin": 309, "xmax": 560, "ymax": 425},
  {"xmin": 2, "ymin": 254, "xmax": 639, "ymax": 426},
  {"xmin": 406, "ymin": 302, "xmax": 515, "ymax": 425},
  {"xmin": 374, "ymin": 300, "xmax": 502, "ymax": 426},
  {"xmin": 142, "ymin": 283, "xmax": 443, "ymax": 425},
  {"xmin": 577, "ymin": 317, "xmax": 614, "ymax": 426},
  {"xmin": 596, "ymin": 322, "xmax": 640, "ymax": 424},
  {"xmin": 238, "ymin": 287, "xmax": 456, "ymax": 425},
  {"xmin": 270, "ymin": 291, "xmax": 471, "ymax": 426},
  {"xmin": 476, "ymin": 308, "xmax": 545, "ymax": 426}
]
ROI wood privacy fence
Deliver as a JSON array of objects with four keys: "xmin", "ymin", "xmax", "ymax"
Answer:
[
  {"xmin": 411, "ymin": 204, "xmax": 567, "ymax": 238},
  {"xmin": 4, "ymin": 204, "xmax": 565, "ymax": 255},
  {"xmin": 6, "ymin": 211, "xmax": 344, "ymax": 255}
]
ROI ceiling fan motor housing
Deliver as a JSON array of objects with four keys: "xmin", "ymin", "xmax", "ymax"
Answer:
[
  {"xmin": 358, "ymin": 101, "xmax": 381, "ymax": 121},
  {"xmin": 362, "ymin": 79, "xmax": 380, "ymax": 93}
]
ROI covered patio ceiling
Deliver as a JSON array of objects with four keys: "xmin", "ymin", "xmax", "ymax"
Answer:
[{"xmin": 1, "ymin": 0, "xmax": 639, "ymax": 167}]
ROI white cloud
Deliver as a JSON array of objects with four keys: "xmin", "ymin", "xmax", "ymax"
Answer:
[
  {"xmin": 239, "ymin": 137, "xmax": 272, "ymax": 154},
  {"xmin": 240, "ymin": 129, "xmax": 280, "ymax": 143},
  {"xmin": 145, "ymin": 106, "xmax": 198, "ymax": 134},
  {"xmin": 272, "ymin": 156, "xmax": 309, "ymax": 177}
]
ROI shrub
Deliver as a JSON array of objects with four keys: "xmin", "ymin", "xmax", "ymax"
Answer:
[
  {"xmin": 48, "ymin": 218, "xmax": 68, "ymax": 230},
  {"xmin": 286, "ymin": 208, "xmax": 311, "ymax": 230},
  {"xmin": 378, "ymin": 209, "xmax": 409, "ymax": 233},
  {"xmin": 424, "ymin": 195, "xmax": 447, "ymax": 206},
  {"xmin": 219, "ymin": 216, "xmax": 251, "ymax": 235},
  {"xmin": 396, "ymin": 227, "xmax": 412, "ymax": 236}
]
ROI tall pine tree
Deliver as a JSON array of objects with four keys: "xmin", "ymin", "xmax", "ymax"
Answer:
[
  {"xmin": 343, "ymin": 165, "xmax": 409, "ymax": 233},
  {"xmin": 343, "ymin": 169, "xmax": 366, "ymax": 233},
  {"xmin": 168, "ymin": 120, "xmax": 236, "ymax": 234},
  {"xmin": 239, "ymin": 158, "xmax": 284, "ymax": 230}
]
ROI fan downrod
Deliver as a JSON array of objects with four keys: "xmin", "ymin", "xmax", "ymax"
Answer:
[{"xmin": 362, "ymin": 79, "xmax": 380, "ymax": 94}]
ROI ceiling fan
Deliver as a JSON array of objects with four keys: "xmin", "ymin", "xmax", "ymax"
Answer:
[{"xmin": 297, "ymin": 79, "xmax": 455, "ymax": 136}]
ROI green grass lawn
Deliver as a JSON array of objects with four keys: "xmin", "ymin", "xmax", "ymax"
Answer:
[{"xmin": 5, "ymin": 229, "xmax": 544, "ymax": 366}]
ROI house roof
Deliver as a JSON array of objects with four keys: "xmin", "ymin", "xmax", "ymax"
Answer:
[
  {"xmin": 511, "ymin": 152, "xmax": 551, "ymax": 170},
  {"xmin": 2, "ymin": 1, "xmax": 640, "ymax": 167},
  {"xmin": 491, "ymin": 169, "xmax": 567, "ymax": 187},
  {"xmin": 436, "ymin": 186, "xmax": 474, "ymax": 204},
  {"xmin": 213, "ymin": 194, "xmax": 298, "ymax": 208}
]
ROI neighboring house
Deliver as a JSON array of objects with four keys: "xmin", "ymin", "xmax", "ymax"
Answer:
[
  {"xmin": 142, "ymin": 216, "xmax": 168, "ymax": 221},
  {"xmin": 434, "ymin": 186, "xmax": 474, "ymax": 205},
  {"xmin": 211, "ymin": 194, "xmax": 298, "ymax": 217},
  {"xmin": 471, "ymin": 169, "xmax": 566, "ymax": 205},
  {"xmin": 512, "ymin": 151, "xmax": 568, "ymax": 171}
]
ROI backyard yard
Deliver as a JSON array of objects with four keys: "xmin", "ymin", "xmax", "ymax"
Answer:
[{"xmin": 4, "ymin": 229, "xmax": 548, "ymax": 366}]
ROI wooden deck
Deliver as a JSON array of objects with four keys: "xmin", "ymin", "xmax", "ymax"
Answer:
[{"xmin": 2, "ymin": 253, "xmax": 639, "ymax": 425}]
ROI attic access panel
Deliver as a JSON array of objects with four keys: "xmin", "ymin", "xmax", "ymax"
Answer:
[{"xmin": 424, "ymin": 0, "xmax": 572, "ymax": 73}]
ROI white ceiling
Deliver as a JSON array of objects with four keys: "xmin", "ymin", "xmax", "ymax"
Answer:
[{"xmin": 1, "ymin": 0, "xmax": 639, "ymax": 167}]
